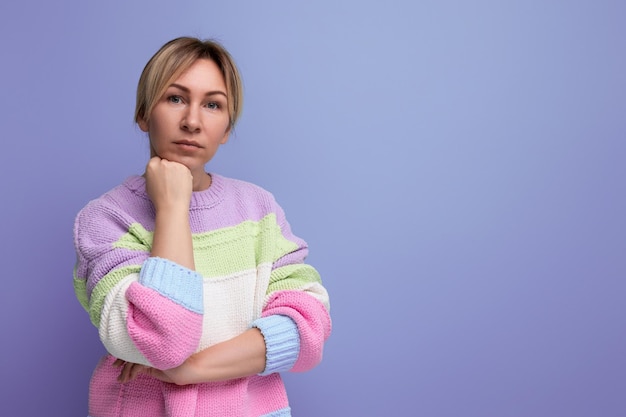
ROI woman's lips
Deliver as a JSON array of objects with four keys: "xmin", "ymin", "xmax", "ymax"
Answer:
[{"xmin": 173, "ymin": 140, "xmax": 202, "ymax": 148}]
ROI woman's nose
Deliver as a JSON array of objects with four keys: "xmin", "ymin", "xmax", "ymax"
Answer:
[{"xmin": 181, "ymin": 107, "xmax": 201, "ymax": 132}]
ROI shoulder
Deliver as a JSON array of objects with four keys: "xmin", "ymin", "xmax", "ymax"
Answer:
[
  {"xmin": 74, "ymin": 176, "xmax": 147, "ymax": 240},
  {"xmin": 76, "ymin": 177, "xmax": 145, "ymax": 219}
]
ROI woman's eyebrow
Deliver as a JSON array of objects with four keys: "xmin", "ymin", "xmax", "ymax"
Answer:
[{"xmin": 169, "ymin": 83, "xmax": 227, "ymax": 97}]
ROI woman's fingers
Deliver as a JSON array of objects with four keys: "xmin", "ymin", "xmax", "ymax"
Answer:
[
  {"xmin": 145, "ymin": 156, "xmax": 193, "ymax": 210},
  {"xmin": 130, "ymin": 363, "xmax": 147, "ymax": 381},
  {"xmin": 117, "ymin": 362, "xmax": 130, "ymax": 383},
  {"xmin": 113, "ymin": 359, "xmax": 177, "ymax": 384},
  {"xmin": 116, "ymin": 361, "xmax": 147, "ymax": 383}
]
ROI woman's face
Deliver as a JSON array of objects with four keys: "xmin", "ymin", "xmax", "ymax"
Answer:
[{"xmin": 138, "ymin": 59, "xmax": 231, "ymax": 175}]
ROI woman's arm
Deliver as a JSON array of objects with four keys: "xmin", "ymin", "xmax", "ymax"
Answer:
[
  {"xmin": 117, "ymin": 328, "xmax": 267, "ymax": 385},
  {"xmin": 145, "ymin": 156, "xmax": 195, "ymax": 269}
]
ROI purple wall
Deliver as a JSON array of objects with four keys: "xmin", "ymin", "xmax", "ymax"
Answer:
[{"xmin": 1, "ymin": 1, "xmax": 624, "ymax": 416}]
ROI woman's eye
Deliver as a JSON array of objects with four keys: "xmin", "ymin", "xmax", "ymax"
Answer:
[
  {"xmin": 206, "ymin": 102, "xmax": 220, "ymax": 110},
  {"xmin": 168, "ymin": 95, "xmax": 183, "ymax": 104}
]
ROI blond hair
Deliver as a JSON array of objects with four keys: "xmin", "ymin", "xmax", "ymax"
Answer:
[{"xmin": 135, "ymin": 37, "xmax": 243, "ymax": 129}]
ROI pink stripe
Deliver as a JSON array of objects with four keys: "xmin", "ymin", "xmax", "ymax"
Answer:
[
  {"xmin": 248, "ymin": 374, "xmax": 290, "ymax": 415},
  {"xmin": 126, "ymin": 283, "xmax": 202, "ymax": 369}
]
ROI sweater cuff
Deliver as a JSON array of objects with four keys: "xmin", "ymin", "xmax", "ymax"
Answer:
[
  {"xmin": 139, "ymin": 257, "xmax": 203, "ymax": 314},
  {"xmin": 252, "ymin": 315, "xmax": 300, "ymax": 376}
]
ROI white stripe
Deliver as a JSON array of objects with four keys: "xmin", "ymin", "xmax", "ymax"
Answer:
[
  {"xmin": 197, "ymin": 263, "xmax": 272, "ymax": 350},
  {"xmin": 99, "ymin": 273, "xmax": 151, "ymax": 365}
]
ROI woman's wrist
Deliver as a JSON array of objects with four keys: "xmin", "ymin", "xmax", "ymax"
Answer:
[{"xmin": 151, "ymin": 209, "xmax": 195, "ymax": 270}]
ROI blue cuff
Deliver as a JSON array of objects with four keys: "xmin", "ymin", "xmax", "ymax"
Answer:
[
  {"xmin": 139, "ymin": 257, "xmax": 203, "ymax": 314},
  {"xmin": 252, "ymin": 315, "xmax": 300, "ymax": 375}
]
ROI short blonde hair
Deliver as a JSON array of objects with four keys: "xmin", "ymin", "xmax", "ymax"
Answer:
[{"xmin": 135, "ymin": 37, "xmax": 243, "ymax": 129}]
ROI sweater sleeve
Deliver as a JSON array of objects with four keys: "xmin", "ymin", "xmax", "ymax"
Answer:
[
  {"xmin": 73, "ymin": 198, "xmax": 203, "ymax": 369},
  {"xmin": 251, "ymin": 198, "xmax": 331, "ymax": 375}
]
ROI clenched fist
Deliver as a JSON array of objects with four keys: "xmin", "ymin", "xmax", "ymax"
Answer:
[{"xmin": 145, "ymin": 157, "xmax": 193, "ymax": 212}]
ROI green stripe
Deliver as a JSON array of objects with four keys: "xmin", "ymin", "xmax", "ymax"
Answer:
[
  {"xmin": 268, "ymin": 264, "xmax": 322, "ymax": 295},
  {"xmin": 89, "ymin": 265, "xmax": 141, "ymax": 327},
  {"xmin": 112, "ymin": 214, "xmax": 299, "ymax": 278},
  {"xmin": 73, "ymin": 267, "xmax": 89, "ymax": 312},
  {"xmin": 113, "ymin": 222, "xmax": 153, "ymax": 251}
]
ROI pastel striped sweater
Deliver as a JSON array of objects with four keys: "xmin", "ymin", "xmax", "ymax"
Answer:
[{"xmin": 73, "ymin": 173, "xmax": 331, "ymax": 417}]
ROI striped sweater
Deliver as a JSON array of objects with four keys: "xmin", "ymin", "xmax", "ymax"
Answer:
[{"xmin": 73, "ymin": 173, "xmax": 331, "ymax": 417}]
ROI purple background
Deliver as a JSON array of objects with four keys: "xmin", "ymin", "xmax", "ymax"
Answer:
[{"xmin": 1, "ymin": 1, "xmax": 624, "ymax": 416}]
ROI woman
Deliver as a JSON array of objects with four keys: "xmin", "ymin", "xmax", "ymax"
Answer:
[{"xmin": 73, "ymin": 36, "xmax": 331, "ymax": 417}]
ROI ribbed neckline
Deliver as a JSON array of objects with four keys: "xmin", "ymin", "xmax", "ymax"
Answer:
[{"xmin": 124, "ymin": 173, "xmax": 226, "ymax": 209}]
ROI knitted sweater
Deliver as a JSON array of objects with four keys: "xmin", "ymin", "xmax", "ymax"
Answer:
[{"xmin": 73, "ymin": 173, "xmax": 331, "ymax": 417}]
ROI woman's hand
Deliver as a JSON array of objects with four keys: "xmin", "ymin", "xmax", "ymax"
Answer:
[
  {"xmin": 114, "ymin": 357, "xmax": 200, "ymax": 386},
  {"xmin": 145, "ymin": 156, "xmax": 193, "ymax": 213},
  {"xmin": 114, "ymin": 359, "xmax": 157, "ymax": 384}
]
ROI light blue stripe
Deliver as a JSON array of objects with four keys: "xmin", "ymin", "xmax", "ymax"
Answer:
[
  {"xmin": 139, "ymin": 257, "xmax": 203, "ymax": 314},
  {"xmin": 252, "ymin": 315, "xmax": 300, "ymax": 375}
]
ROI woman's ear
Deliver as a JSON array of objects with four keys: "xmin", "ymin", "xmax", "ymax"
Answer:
[
  {"xmin": 220, "ymin": 123, "xmax": 232, "ymax": 145},
  {"xmin": 138, "ymin": 117, "xmax": 149, "ymax": 132}
]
